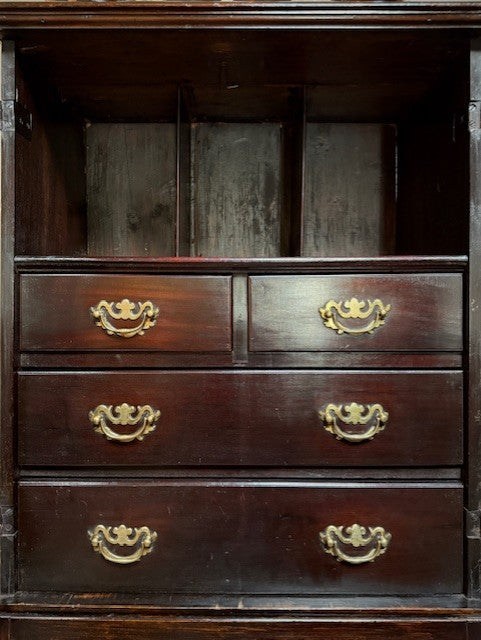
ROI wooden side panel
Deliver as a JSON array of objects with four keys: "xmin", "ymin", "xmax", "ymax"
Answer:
[
  {"xmin": 87, "ymin": 123, "xmax": 177, "ymax": 257},
  {"xmin": 9, "ymin": 618, "xmax": 469, "ymax": 640},
  {"xmin": 191, "ymin": 123, "xmax": 282, "ymax": 257},
  {"xmin": 15, "ymin": 61, "xmax": 86, "ymax": 256},
  {"xmin": 468, "ymin": 39, "xmax": 481, "ymax": 601},
  {"xmin": 396, "ymin": 121, "xmax": 469, "ymax": 255},
  {"xmin": 0, "ymin": 41, "xmax": 16, "ymax": 596},
  {"xmin": 18, "ymin": 482, "xmax": 463, "ymax": 595},
  {"xmin": 19, "ymin": 274, "xmax": 232, "ymax": 352},
  {"xmin": 18, "ymin": 370, "xmax": 463, "ymax": 468},
  {"xmin": 302, "ymin": 124, "xmax": 395, "ymax": 257}
]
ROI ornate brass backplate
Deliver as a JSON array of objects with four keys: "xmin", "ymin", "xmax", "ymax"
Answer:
[
  {"xmin": 90, "ymin": 299, "xmax": 159, "ymax": 338},
  {"xmin": 88, "ymin": 524, "xmax": 158, "ymax": 565},
  {"xmin": 319, "ymin": 523, "xmax": 392, "ymax": 565},
  {"xmin": 319, "ymin": 402, "xmax": 389, "ymax": 443},
  {"xmin": 319, "ymin": 297, "xmax": 391, "ymax": 335},
  {"xmin": 89, "ymin": 403, "xmax": 161, "ymax": 443}
]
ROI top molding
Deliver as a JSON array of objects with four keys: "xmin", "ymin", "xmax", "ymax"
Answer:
[{"xmin": 1, "ymin": 1, "xmax": 481, "ymax": 30}]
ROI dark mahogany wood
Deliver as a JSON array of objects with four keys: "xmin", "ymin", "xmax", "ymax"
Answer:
[
  {"xmin": 1, "ymin": 6, "xmax": 481, "ymax": 33},
  {"xmin": 0, "ymin": 41, "xmax": 16, "ymax": 598},
  {"xmin": 7, "ymin": 30, "xmax": 469, "ymax": 120},
  {"xmin": 14, "ymin": 59, "xmax": 86, "ymax": 257},
  {"xmin": 0, "ymin": 592, "xmax": 475, "ymax": 616},
  {"xmin": 249, "ymin": 274, "xmax": 463, "ymax": 352},
  {"xmin": 6, "ymin": 617, "xmax": 473, "ymax": 640},
  {"xmin": 17, "ymin": 481, "xmax": 462, "ymax": 596},
  {"xmin": 467, "ymin": 39, "xmax": 481, "ymax": 603},
  {"xmin": 0, "ymin": 1, "xmax": 479, "ymax": 636},
  {"xmin": 18, "ymin": 350, "xmax": 463, "ymax": 370},
  {"xmin": 15, "ymin": 255, "xmax": 468, "ymax": 274},
  {"xmin": 19, "ymin": 274, "xmax": 232, "ymax": 352},
  {"xmin": 17, "ymin": 370, "xmax": 462, "ymax": 468}
]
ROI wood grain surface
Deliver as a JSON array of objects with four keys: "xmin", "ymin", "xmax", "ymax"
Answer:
[
  {"xmin": 86, "ymin": 124, "xmax": 177, "ymax": 257},
  {"xmin": 18, "ymin": 370, "xmax": 462, "ymax": 467},
  {"xmin": 249, "ymin": 274, "xmax": 463, "ymax": 352},
  {"xmin": 17, "ymin": 481, "xmax": 463, "ymax": 595},
  {"xmin": 19, "ymin": 274, "xmax": 232, "ymax": 352}
]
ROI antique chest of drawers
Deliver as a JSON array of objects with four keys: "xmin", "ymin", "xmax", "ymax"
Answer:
[{"xmin": 1, "ymin": 2, "xmax": 481, "ymax": 640}]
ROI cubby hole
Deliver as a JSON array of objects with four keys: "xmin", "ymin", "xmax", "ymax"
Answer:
[{"xmin": 13, "ymin": 30, "xmax": 469, "ymax": 259}]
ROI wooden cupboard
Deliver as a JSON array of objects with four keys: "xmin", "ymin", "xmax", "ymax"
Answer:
[{"xmin": 0, "ymin": 2, "xmax": 480, "ymax": 639}]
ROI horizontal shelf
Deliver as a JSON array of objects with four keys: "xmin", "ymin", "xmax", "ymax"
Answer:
[
  {"xmin": 0, "ymin": 592, "xmax": 474, "ymax": 616},
  {"xmin": 14, "ymin": 255, "xmax": 468, "ymax": 274}
]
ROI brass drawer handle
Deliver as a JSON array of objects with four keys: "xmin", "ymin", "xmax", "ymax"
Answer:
[
  {"xmin": 88, "ymin": 524, "xmax": 158, "ymax": 565},
  {"xmin": 319, "ymin": 524, "xmax": 392, "ymax": 565},
  {"xmin": 90, "ymin": 299, "xmax": 159, "ymax": 338},
  {"xmin": 89, "ymin": 403, "xmax": 160, "ymax": 443},
  {"xmin": 319, "ymin": 402, "xmax": 388, "ymax": 443},
  {"xmin": 319, "ymin": 297, "xmax": 391, "ymax": 335}
]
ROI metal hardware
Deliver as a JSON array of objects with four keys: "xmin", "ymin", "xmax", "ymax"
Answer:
[
  {"xmin": 88, "ymin": 524, "xmax": 157, "ymax": 565},
  {"xmin": 469, "ymin": 102, "xmax": 481, "ymax": 131},
  {"xmin": 89, "ymin": 403, "xmax": 160, "ymax": 443},
  {"xmin": 319, "ymin": 402, "xmax": 388, "ymax": 443},
  {"xmin": 466, "ymin": 509, "xmax": 481, "ymax": 540},
  {"xmin": 319, "ymin": 523, "xmax": 392, "ymax": 564},
  {"xmin": 0, "ymin": 100, "xmax": 14, "ymax": 133},
  {"xmin": 14, "ymin": 101, "xmax": 32, "ymax": 140},
  {"xmin": 319, "ymin": 297, "xmax": 391, "ymax": 335},
  {"xmin": 0, "ymin": 505, "xmax": 14, "ymax": 537},
  {"xmin": 90, "ymin": 299, "xmax": 159, "ymax": 338}
]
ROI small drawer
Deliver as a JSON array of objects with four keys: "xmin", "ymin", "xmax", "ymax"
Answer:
[
  {"xmin": 249, "ymin": 274, "xmax": 462, "ymax": 352},
  {"xmin": 18, "ymin": 370, "xmax": 462, "ymax": 467},
  {"xmin": 9, "ymin": 619, "xmax": 470, "ymax": 640},
  {"xmin": 19, "ymin": 274, "xmax": 232, "ymax": 352},
  {"xmin": 18, "ymin": 481, "xmax": 462, "ymax": 595}
]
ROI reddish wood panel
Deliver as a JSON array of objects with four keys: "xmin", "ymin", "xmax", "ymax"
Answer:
[
  {"xmin": 9, "ymin": 618, "xmax": 469, "ymax": 640},
  {"xmin": 19, "ymin": 274, "xmax": 232, "ymax": 352},
  {"xmin": 18, "ymin": 370, "xmax": 462, "ymax": 467},
  {"xmin": 18, "ymin": 351, "xmax": 463, "ymax": 371},
  {"xmin": 249, "ymin": 274, "xmax": 463, "ymax": 352},
  {"xmin": 15, "ymin": 61, "xmax": 86, "ymax": 257},
  {"xmin": 12, "ymin": 31, "xmax": 468, "ymax": 121},
  {"xmin": 18, "ymin": 482, "xmax": 463, "ymax": 596}
]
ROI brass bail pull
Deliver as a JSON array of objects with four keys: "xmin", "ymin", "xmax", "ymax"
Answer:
[
  {"xmin": 319, "ymin": 402, "xmax": 389, "ymax": 443},
  {"xmin": 88, "ymin": 524, "xmax": 158, "ymax": 565},
  {"xmin": 319, "ymin": 523, "xmax": 392, "ymax": 564},
  {"xmin": 319, "ymin": 297, "xmax": 391, "ymax": 335},
  {"xmin": 90, "ymin": 298, "xmax": 159, "ymax": 338}
]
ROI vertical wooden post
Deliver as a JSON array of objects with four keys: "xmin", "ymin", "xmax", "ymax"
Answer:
[
  {"xmin": 0, "ymin": 40, "xmax": 16, "ymax": 596},
  {"xmin": 468, "ymin": 37, "xmax": 481, "ymax": 603}
]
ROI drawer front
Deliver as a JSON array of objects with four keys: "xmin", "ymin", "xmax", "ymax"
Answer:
[
  {"xmin": 9, "ymin": 619, "xmax": 469, "ymax": 640},
  {"xmin": 249, "ymin": 274, "xmax": 462, "ymax": 352},
  {"xmin": 19, "ymin": 274, "xmax": 232, "ymax": 352},
  {"xmin": 18, "ymin": 370, "xmax": 462, "ymax": 467},
  {"xmin": 18, "ymin": 482, "xmax": 462, "ymax": 595}
]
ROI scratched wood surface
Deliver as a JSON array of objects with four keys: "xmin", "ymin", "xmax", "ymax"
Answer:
[
  {"xmin": 86, "ymin": 123, "xmax": 177, "ymax": 257},
  {"xmin": 191, "ymin": 123, "xmax": 282, "ymax": 257},
  {"xmin": 302, "ymin": 123, "xmax": 395, "ymax": 257}
]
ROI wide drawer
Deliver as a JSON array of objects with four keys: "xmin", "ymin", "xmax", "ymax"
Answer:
[
  {"xmin": 18, "ymin": 370, "xmax": 462, "ymax": 467},
  {"xmin": 19, "ymin": 274, "xmax": 232, "ymax": 352},
  {"xmin": 18, "ymin": 481, "xmax": 462, "ymax": 595},
  {"xmin": 249, "ymin": 274, "xmax": 463, "ymax": 352},
  {"xmin": 8, "ymin": 619, "xmax": 471, "ymax": 640}
]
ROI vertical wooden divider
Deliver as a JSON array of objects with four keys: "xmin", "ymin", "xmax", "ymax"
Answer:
[
  {"xmin": 281, "ymin": 87, "xmax": 306, "ymax": 257},
  {"xmin": 176, "ymin": 85, "xmax": 192, "ymax": 257},
  {"xmin": 0, "ymin": 41, "xmax": 16, "ymax": 595},
  {"xmin": 468, "ymin": 37, "xmax": 481, "ymax": 604}
]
